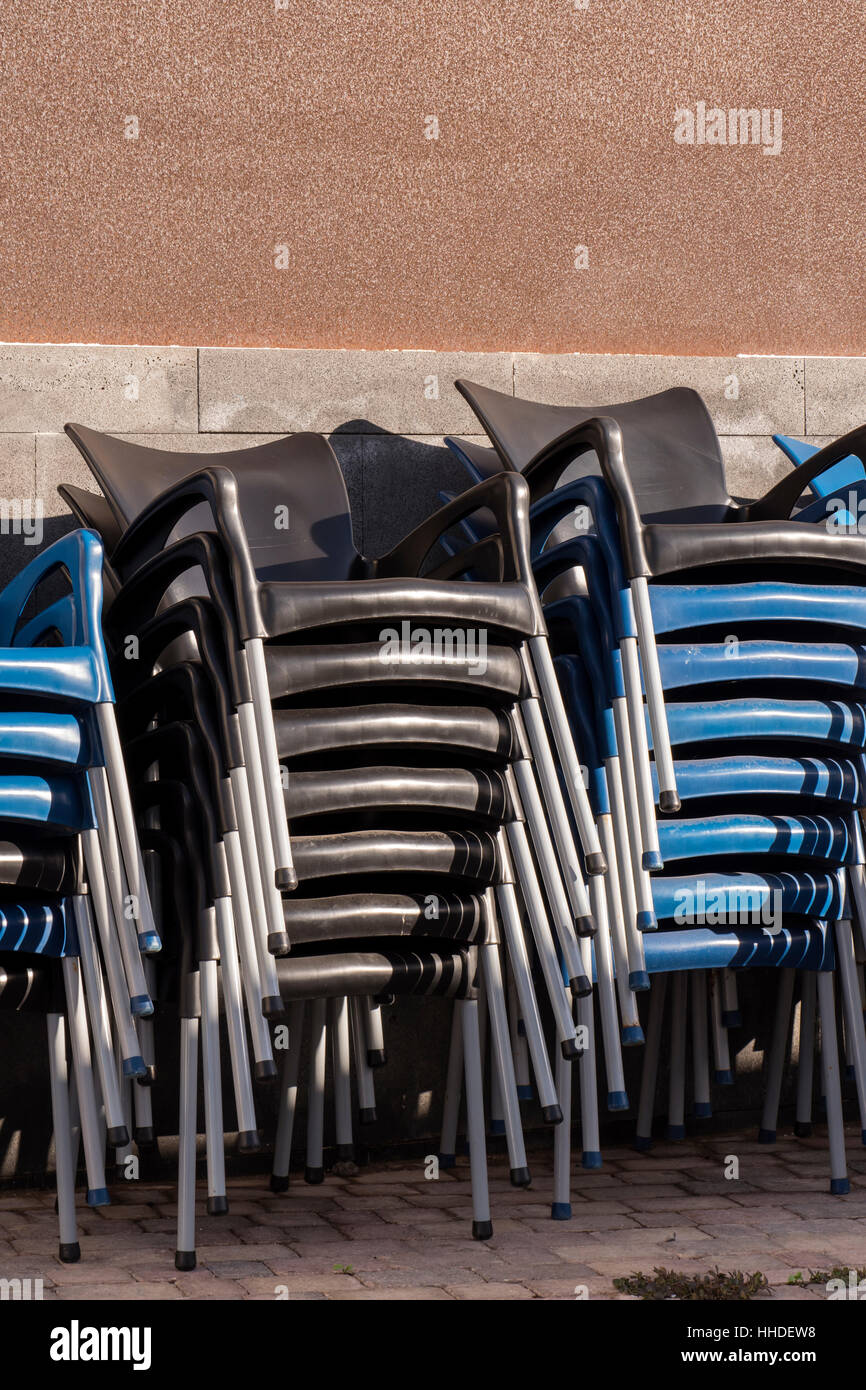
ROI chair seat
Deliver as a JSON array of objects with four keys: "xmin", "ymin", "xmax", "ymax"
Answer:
[
  {"xmin": 657, "ymin": 698, "xmax": 866, "ymax": 751},
  {"xmin": 273, "ymin": 703, "xmax": 515, "ymax": 762},
  {"xmin": 282, "ymin": 891, "xmax": 484, "ymax": 945},
  {"xmin": 0, "ymin": 902, "xmax": 71, "ymax": 957},
  {"xmin": 289, "ymin": 829, "xmax": 501, "ymax": 885},
  {"xmin": 650, "ymin": 755, "xmax": 865, "ymax": 807},
  {"xmin": 0, "ymin": 953, "xmax": 57, "ymax": 1010},
  {"xmin": 651, "ymin": 870, "xmax": 846, "ymax": 923},
  {"xmin": 658, "ymin": 640, "xmax": 866, "ymax": 694},
  {"xmin": 265, "ymin": 641, "xmax": 524, "ymax": 703},
  {"xmin": 259, "ymin": 576, "xmax": 536, "ymax": 640},
  {"xmin": 633, "ymin": 920, "xmax": 833, "ymax": 977},
  {"xmin": 275, "ymin": 943, "xmax": 478, "ymax": 1000},
  {"xmin": 657, "ymin": 814, "xmax": 858, "ymax": 866},
  {"xmin": 0, "ymin": 776, "xmax": 93, "ymax": 832},
  {"xmin": 650, "ymin": 581, "xmax": 866, "ymax": 637},
  {"xmin": 286, "ymin": 766, "xmax": 510, "ymax": 823},
  {"xmin": 0, "ymin": 838, "xmax": 77, "ymax": 893}
]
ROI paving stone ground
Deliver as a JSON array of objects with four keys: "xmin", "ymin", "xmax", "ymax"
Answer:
[{"xmin": 3, "ymin": 1126, "xmax": 866, "ymax": 1301}]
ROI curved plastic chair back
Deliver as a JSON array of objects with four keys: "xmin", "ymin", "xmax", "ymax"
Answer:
[
  {"xmin": 65, "ymin": 426, "xmax": 361, "ymax": 583},
  {"xmin": 774, "ymin": 434, "xmax": 866, "ymax": 499}
]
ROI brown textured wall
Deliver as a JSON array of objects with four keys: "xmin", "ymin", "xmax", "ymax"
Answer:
[{"xmin": 0, "ymin": 0, "xmax": 863, "ymax": 354}]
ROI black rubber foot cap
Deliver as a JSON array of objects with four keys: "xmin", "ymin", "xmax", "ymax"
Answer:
[
  {"xmin": 575, "ymin": 915, "xmax": 596, "ymax": 939},
  {"xmin": 261, "ymin": 996, "xmax": 286, "ymax": 1019},
  {"xmin": 542, "ymin": 1104, "xmax": 564, "ymax": 1125},
  {"xmin": 134, "ymin": 1127, "xmax": 155, "ymax": 1148},
  {"xmin": 175, "ymin": 1251, "xmax": 196, "ymax": 1272},
  {"xmin": 472, "ymin": 1220, "xmax": 493, "ymax": 1240},
  {"xmin": 268, "ymin": 932, "xmax": 291, "ymax": 957},
  {"xmin": 359, "ymin": 1107, "xmax": 377, "ymax": 1125},
  {"xmin": 207, "ymin": 1195, "xmax": 229, "ymax": 1216},
  {"xmin": 367, "ymin": 1049, "xmax": 386, "ymax": 1069},
  {"xmin": 254, "ymin": 1059, "xmax": 278, "ymax": 1083},
  {"xmin": 107, "ymin": 1125, "xmax": 130, "ymax": 1147},
  {"xmin": 571, "ymin": 975, "xmax": 593, "ymax": 999},
  {"xmin": 238, "ymin": 1129, "xmax": 263, "ymax": 1153},
  {"xmin": 305, "ymin": 1166, "xmax": 325, "ymax": 1185},
  {"xmin": 59, "ymin": 1242, "xmax": 81, "ymax": 1264},
  {"xmin": 270, "ymin": 1173, "xmax": 290, "ymax": 1193},
  {"xmin": 659, "ymin": 790, "xmax": 681, "ymax": 814},
  {"xmin": 336, "ymin": 1144, "xmax": 355, "ymax": 1162},
  {"xmin": 561, "ymin": 1037, "xmax": 581, "ymax": 1060},
  {"xmin": 137, "ymin": 1065, "xmax": 156, "ymax": 1087},
  {"xmin": 585, "ymin": 852, "xmax": 607, "ymax": 876},
  {"xmin": 510, "ymin": 1166, "xmax": 532, "ymax": 1188},
  {"xmin": 275, "ymin": 867, "xmax": 298, "ymax": 891},
  {"xmin": 794, "ymin": 1121, "xmax": 813, "ymax": 1138}
]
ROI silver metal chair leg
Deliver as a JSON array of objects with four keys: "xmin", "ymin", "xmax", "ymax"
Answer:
[
  {"xmin": 816, "ymin": 969, "xmax": 849, "ymax": 1194},
  {"xmin": 175, "ymin": 1016, "xmax": 200, "ymax": 1270},
  {"xmin": 271, "ymin": 1001, "xmax": 305, "ymax": 1191},
  {"xmin": 460, "ymin": 997, "xmax": 492, "ymax": 1239},
  {"xmin": 305, "ymin": 998, "xmax": 327, "ymax": 1184},
  {"xmin": 47, "ymin": 1013, "xmax": 80, "ymax": 1263},
  {"xmin": 758, "ymin": 969, "xmax": 795, "ymax": 1143},
  {"xmin": 62, "ymin": 957, "xmax": 109, "ymax": 1208}
]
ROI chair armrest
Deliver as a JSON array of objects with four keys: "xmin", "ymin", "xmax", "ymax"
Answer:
[
  {"xmin": 747, "ymin": 424, "xmax": 866, "ymax": 522},
  {"xmin": 374, "ymin": 473, "xmax": 533, "ymax": 584},
  {"xmin": 110, "ymin": 467, "xmax": 263, "ymax": 640}
]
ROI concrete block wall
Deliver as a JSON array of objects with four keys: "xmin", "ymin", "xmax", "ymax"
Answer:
[{"xmin": 2, "ymin": 345, "xmax": 863, "ymax": 591}]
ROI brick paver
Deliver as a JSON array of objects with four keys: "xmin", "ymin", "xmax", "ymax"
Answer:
[{"xmin": 2, "ymin": 1126, "xmax": 866, "ymax": 1300}]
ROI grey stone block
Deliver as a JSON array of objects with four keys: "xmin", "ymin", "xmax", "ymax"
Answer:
[
  {"xmin": 721, "ymin": 436, "xmax": 792, "ymax": 501},
  {"xmin": 513, "ymin": 354, "xmax": 805, "ymax": 435},
  {"xmin": 805, "ymin": 358, "xmax": 866, "ymax": 436},
  {"xmin": 0, "ymin": 345, "xmax": 197, "ymax": 433},
  {"xmin": 0, "ymin": 434, "xmax": 37, "ymax": 588},
  {"xmin": 199, "ymin": 349, "xmax": 513, "ymax": 435}
]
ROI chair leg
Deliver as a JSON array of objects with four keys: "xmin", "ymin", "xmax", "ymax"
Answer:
[
  {"xmin": 588, "ymin": 873, "xmax": 628, "ymax": 1111},
  {"xmin": 70, "ymin": 894, "xmax": 128, "ymax": 1145},
  {"xmin": 305, "ymin": 998, "xmax": 327, "ymax": 1184},
  {"xmin": 330, "ymin": 997, "xmax": 354, "ymax": 1162},
  {"xmin": 200, "ymin": 957, "xmax": 227, "ymax": 1215},
  {"xmin": 612, "ymin": 692, "xmax": 660, "ymax": 901},
  {"xmin": 438, "ymin": 1005, "xmax": 464, "ymax": 1167},
  {"xmin": 552, "ymin": 1034, "xmax": 573, "ymax": 1219},
  {"xmin": 816, "ymin": 970, "xmax": 849, "ymax": 1194},
  {"xmin": 508, "ymin": 963, "xmax": 533, "ymax": 1100},
  {"xmin": 223, "ymin": 819, "xmax": 277, "ymax": 1077},
  {"xmin": 511, "ymin": 752, "xmax": 586, "ymax": 981},
  {"xmin": 709, "ymin": 971, "xmax": 734, "ymax": 1084},
  {"xmin": 243, "ymin": 638, "xmax": 297, "ymax": 885},
  {"xmin": 271, "ymin": 1001, "xmax": 305, "ymax": 1191},
  {"xmin": 690, "ymin": 971, "xmax": 712, "ymax": 1119},
  {"xmin": 62, "ymin": 957, "xmax": 109, "ymax": 1207},
  {"xmin": 460, "ymin": 997, "xmax": 492, "ymax": 1239},
  {"xmin": 833, "ymin": 919, "xmax": 866, "ymax": 1144},
  {"xmin": 606, "ymin": 753, "xmax": 649, "ymax": 996},
  {"xmin": 81, "ymin": 829, "xmax": 145, "ymax": 1077},
  {"xmin": 576, "ymin": 937, "xmax": 602, "ymax": 1168},
  {"xmin": 94, "ymin": 701, "xmax": 160, "ymax": 953},
  {"xmin": 176, "ymin": 1016, "xmax": 200, "ymax": 1270},
  {"xmin": 89, "ymin": 767, "xmax": 152, "ymax": 1011},
  {"xmin": 629, "ymin": 577, "xmax": 679, "ymax": 812},
  {"xmin": 364, "ymin": 998, "xmax": 387, "ymax": 1068},
  {"xmin": 598, "ymin": 808, "xmax": 643, "ymax": 1043},
  {"xmin": 635, "ymin": 974, "xmax": 667, "ymax": 1150},
  {"xmin": 667, "ymin": 973, "xmax": 688, "ymax": 1140},
  {"xmin": 619, "ymin": 636, "xmax": 662, "ymax": 865},
  {"xmin": 506, "ymin": 819, "xmax": 578, "ymax": 1052},
  {"xmin": 227, "ymin": 761, "xmax": 282, "ymax": 1017},
  {"xmin": 214, "ymin": 893, "xmax": 260, "ymax": 1149},
  {"xmin": 721, "ymin": 968, "xmax": 741, "ymax": 1028},
  {"xmin": 235, "ymin": 703, "xmax": 289, "ymax": 995},
  {"xmin": 759, "ymin": 969, "xmax": 795, "ymax": 1143},
  {"xmin": 47, "ymin": 1013, "xmax": 80, "ymax": 1263},
  {"xmin": 495, "ymin": 881, "xmax": 560, "ymax": 1118},
  {"xmin": 132, "ymin": 1070, "xmax": 153, "ymax": 1151},
  {"xmin": 350, "ymin": 997, "xmax": 377, "ymax": 1125},
  {"xmin": 795, "ymin": 972, "xmax": 816, "ymax": 1137},
  {"xmin": 482, "ymin": 936, "xmax": 530, "ymax": 1186}
]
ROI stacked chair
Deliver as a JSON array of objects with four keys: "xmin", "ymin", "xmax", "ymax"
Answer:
[
  {"xmin": 445, "ymin": 379, "xmax": 866, "ymax": 1212},
  {"xmin": 57, "ymin": 422, "xmax": 625, "ymax": 1269},
  {"xmin": 0, "ymin": 529, "xmax": 159, "ymax": 1260}
]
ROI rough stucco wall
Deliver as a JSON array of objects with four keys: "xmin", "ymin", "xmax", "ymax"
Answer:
[{"xmin": 0, "ymin": 0, "xmax": 863, "ymax": 354}]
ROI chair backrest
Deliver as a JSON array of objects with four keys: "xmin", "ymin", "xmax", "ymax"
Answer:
[
  {"xmin": 455, "ymin": 380, "xmax": 733, "ymax": 522},
  {"xmin": 64, "ymin": 426, "xmax": 362, "ymax": 582}
]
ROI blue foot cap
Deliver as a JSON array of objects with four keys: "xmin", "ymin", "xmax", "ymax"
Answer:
[
  {"xmin": 643, "ymin": 850, "xmax": 663, "ymax": 871},
  {"xmin": 437, "ymin": 1152, "xmax": 456, "ymax": 1169},
  {"xmin": 87, "ymin": 1187, "xmax": 110, "ymax": 1207},
  {"xmin": 581, "ymin": 1150, "xmax": 603, "ymax": 1169},
  {"xmin": 637, "ymin": 912, "xmax": 657, "ymax": 933},
  {"xmin": 122, "ymin": 1055, "xmax": 147, "ymax": 1078},
  {"xmin": 666, "ymin": 1124, "xmax": 686, "ymax": 1141},
  {"xmin": 607, "ymin": 1090, "xmax": 629, "ymax": 1112},
  {"xmin": 830, "ymin": 1178, "xmax": 851, "ymax": 1195},
  {"xmin": 551, "ymin": 1202, "xmax": 572, "ymax": 1220},
  {"xmin": 634, "ymin": 1135, "xmax": 652, "ymax": 1152},
  {"xmin": 516, "ymin": 1085, "xmax": 534, "ymax": 1101},
  {"xmin": 714, "ymin": 1069, "xmax": 734, "ymax": 1086},
  {"xmin": 758, "ymin": 1128, "xmax": 776, "ymax": 1144},
  {"xmin": 490, "ymin": 1120, "xmax": 506, "ymax": 1135},
  {"xmin": 722, "ymin": 1010, "xmax": 742, "ymax": 1028},
  {"xmin": 622, "ymin": 1025, "xmax": 645, "ymax": 1046},
  {"xmin": 629, "ymin": 970, "xmax": 651, "ymax": 992},
  {"xmin": 138, "ymin": 931, "xmax": 162, "ymax": 954},
  {"xmin": 130, "ymin": 994, "xmax": 154, "ymax": 1018},
  {"xmin": 693, "ymin": 1102, "xmax": 712, "ymax": 1119}
]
